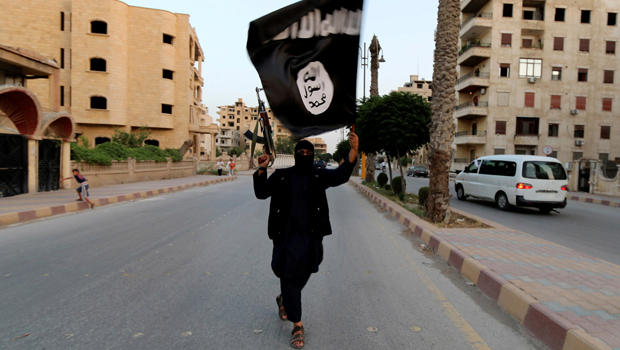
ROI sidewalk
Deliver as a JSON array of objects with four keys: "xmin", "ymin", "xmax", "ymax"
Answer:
[
  {"xmin": 568, "ymin": 192, "xmax": 620, "ymax": 208},
  {"xmin": 0, "ymin": 175, "xmax": 236, "ymax": 227},
  {"xmin": 351, "ymin": 179, "xmax": 619, "ymax": 350}
]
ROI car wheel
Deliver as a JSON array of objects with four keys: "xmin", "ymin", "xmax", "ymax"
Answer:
[
  {"xmin": 456, "ymin": 185, "xmax": 466, "ymax": 201},
  {"xmin": 495, "ymin": 192, "xmax": 510, "ymax": 211}
]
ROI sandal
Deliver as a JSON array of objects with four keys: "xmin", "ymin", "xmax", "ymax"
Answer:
[
  {"xmin": 290, "ymin": 325, "xmax": 304, "ymax": 349},
  {"xmin": 276, "ymin": 295, "xmax": 287, "ymax": 321}
]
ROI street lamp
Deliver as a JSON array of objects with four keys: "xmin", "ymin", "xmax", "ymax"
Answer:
[{"xmin": 359, "ymin": 43, "xmax": 369, "ymax": 101}]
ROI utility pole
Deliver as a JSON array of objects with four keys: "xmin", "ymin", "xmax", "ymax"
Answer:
[{"xmin": 364, "ymin": 34, "xmax": 385, "ymax": 181}]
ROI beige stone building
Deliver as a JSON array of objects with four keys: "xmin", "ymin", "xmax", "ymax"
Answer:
[
  {"xmin": 0, "ymin": 0, "xmax": 218, "ymax": 159},
  {"xmin": 454, "ymin": 0, "xmax": 620, "ymax": 171},
  {"xmin": 216, "ymin": 98, "xmax": 292, "ymax": 153},
  {"xmin": 305, "ymin": 137, "xmax": 328, "ymax": 154},
  {"xmin": 397, "ymin": 75, "xmax": 433, "ymax": 101}
]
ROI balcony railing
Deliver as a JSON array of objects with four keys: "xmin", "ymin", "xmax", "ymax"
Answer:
[
  {"xmin": 455, "ymin": 130, "xmax": 487, "ymax": 137},
  {"xmin": 461, "ymin": 12, "xmax": 493, "ymax": 28},
  {"xmin": 457, "ymin": 71, "xmax": 490, "ymax": 84},
  {"xmin": 455, "ymin": 101, "xmax": 489, "ymax": 110},
  {"xmin": 459, "ymin": 42, "xmax": 491, "ymax": 56},
  {"xmin": 454, "ymin": 158, "xmax": 468, "ymax": 164}
]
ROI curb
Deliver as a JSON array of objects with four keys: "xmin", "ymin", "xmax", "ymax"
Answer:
[
  {"xmin": 350, "ymin": 181, "xmax": 612, "ymax": 350},
  {"xmin": 567, "ymin": 194, "xmax": 620, "ymax": 208},
  {"xmin": 0, "ymin": 177, "xmax": 237, "ymax": 228}
]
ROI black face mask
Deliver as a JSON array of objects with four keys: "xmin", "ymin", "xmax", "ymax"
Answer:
[{"xmin": 294, "ymin": 153, "xmax": 314, "ymax": 172}]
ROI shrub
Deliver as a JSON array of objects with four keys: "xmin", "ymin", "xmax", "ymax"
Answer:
[
  {"xmin": 377, "ymin": 172, "xmax": 388, "ymax": 187},
  {"xmin": 95, "ymin": 142, "xmax": 130, "ymax": 160},
  {"xmin": 164, "ymin": 148, "xmax": 183, "ymax": 162},
  {"xmin": 418, "ymin": 186, "xmax": 430, "ymax": 206},
  {"xmin": 392, "ymin": 176, "xmax": 404, "ymax": 196},
  {"xmin": 384, "ymin": 184, "xmax": 391, "ymax": 190},
  {"xmin": 127, "ymin": 145, "xmax": 169, "ymax": 162}
]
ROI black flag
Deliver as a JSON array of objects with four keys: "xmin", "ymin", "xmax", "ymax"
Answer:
[{"xmin": 247, "ymin": 0, "xmax": 364, "ymax": 138}]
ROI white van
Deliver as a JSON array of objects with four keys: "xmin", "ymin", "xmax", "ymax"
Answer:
[{"xmin": 455, "ymin": 155, "xmax": 568, "ymax": 213}]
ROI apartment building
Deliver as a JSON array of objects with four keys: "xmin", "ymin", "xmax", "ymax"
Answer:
[
  {"xmin": 397, "ymin": 75, "xmax": 433, "ymax": 101},
  {"xmin": 216, "ymin": 98, "xmax": 292, "ymax": 153},
  {"xmin": 453, "ymin": 0, "xmax": 620, "ymax": 171},
  {"xmin": 305, "ymin": 137, "xmax": 328, "ymax": 154},
  {"xmin": 0, "ymin": 0, "xmax": 218, "ymax": 159}
]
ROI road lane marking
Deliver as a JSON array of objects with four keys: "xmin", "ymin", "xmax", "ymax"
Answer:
[{"xmin": 353, "ymin": 193, "xmax": 492, "ymax": 350}]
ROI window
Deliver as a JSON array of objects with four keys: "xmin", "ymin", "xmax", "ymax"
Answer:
[
  {"xmin": 163, "ymin": 33, "xmax": 174, "ymax": 44},
  {"xmin": 499, "ymin": 63, "xmax": 510, "ymax": 77},
  {"xmin": 581, "ymin": 10, "xmax": 591, "ymax": 24},
  {"xmin": 523, "ymin": 9, "xmax": 534, "ymax": 20},
  {"xmin": 145, "ymin": 139, "xmax": 160, "ymax": 147},
  {"xmin": 464, "ymin": 162, "xmax": 479, "ymax": 174},
  {"xmin": 550, "ymin": 95, "xmax": 561, "ymax": 109},
  {"xmin": 162, "ymin": 69, "xmax": 174, "ymax": 80},
  {"xmin": 519, "ymin": 58, "xmax": 542, "ymax": 78},
  {"xmin": 228, "ymin": 122, "xmax": 234, "ymax": 127},
  {"xmin": 601, "ymin": 126, "xmax": 611, "ymax": 139},
  {"xmin": 579, "ymin": 39, "xmax": 590, "ymax": 52},
  {"xmin": 417, "ymin": 83, "xmax": 423, "ymax": 89},
  {"xmin": 495, "ymin": 121, "xmax": 507, "ymax": 135},
  {"xmin": 516, "ymin": 117, "xmax": 539, "ymax": 135},
  {"xmin": 609, "ymin": 12, "xmax": 617, "ymax": 26},
  {"xmin": 480, "ymin": 160, "xmax": 517, "ymax": 176},
  {"xmin": 548, "ymin": 123, "xmax": 559, "ymax": 137},
  {"xmin": 573, "ymin": 152, "xmax": 583, "ymax": 160},
  {"xmin": 236, "ymin": 110, "xmax": 240, "ymax": 115},
  {"xmin": 236, "ymin": 118, "xmax": 240, "ymax": 123},
  {"xmin": 552, "ymin": 67, "xmax": 562, "ymax": 81},
  {"xmin": 603, "ymin": 98, "xmax": 613, "ymax": 111},
  {"xmin": 162, "ymin": 104, "xmax": 173, "ymax": 114},
  {"xmin": 60, "ymin": 86, "xmax": 65, "ymax": 107},
  {"xmin": 60, "ymin": 48, "xmax": 65, "ymax": 69},
  {"xmin": 61, "ymin": 12, "xmax": 65, "ymax": 31},
  {"xmin": 599, "ymin": 153, "xmax": 609, "ymax": 162},
  {"xmin": 522, "ymin": 38, "xmax": 533, "ymax": 48},
  {"xmin": 90, "ymin": 20, "xmax": 108, "ymax": 34},
  {"xmin": 501, "ymin": 33, "xmax": 512, "ymax": 47},
  {"xmin": 555, "ymin": 8, "xmax": 565, "ymax": 22},
  {"xmin": 522, "ymin": 162, "xmax": 567, "ymax": 180},
  {"xmin": 95, "ymin": 137, "xmax": 110, "ymax": 145},
  {"xmin": 89, "ymin": 57, "xmax": 106, "ymax": 72},
  {"xmin": 576, "ymin": 96, "xmax": 587, "ymax": 110},
  {"xmin": 578, "ymin": 68, "xmax": 588, "ymax": 82},
  {"xmin": 574, "ymin": 125, "xmax": 585, "ymax": 138},
  {"xmin": 90, "ymin": 96, "xmax": 107, "ymax": 109},
  {"xmin": 524, "ymin": 92, "xmax": 535, "ymax": 107},
  {"xmin": 606, "ymin": 41, "xmax": 616, "ymax": 54},
  {"xmin": 553, "ymin": 37, "xmax": 564, "ymax": 51},
  {"xmin": 503, "ymin": 4, "xmax": 513, "ymax": 17},
  {"xmin": 604, "ymin": 70, "xmax": 614, "ymax": 84},
  {"xmin": 497, "ymin": 92, "xmax": 510, "ymax": 106},
  {"xmin": 494, "ymin": 148, "xmax": 506, "ymax": 155}
]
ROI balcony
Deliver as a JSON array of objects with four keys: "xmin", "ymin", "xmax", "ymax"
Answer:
[
  {"xmin": 455, "ymin": 130, "xmax": 487, "ymax": 145},
  {"xmin": 514, "ymin": 134, "xmax": 539, "ymax": 146},
  {"xmin": 461, "ymin": 0, "xmax": 490, "ymax": 14},
  {"xmin": 456, "ymin": 71, "xmax": 490, "ymax": 93},
  {"xmin": 454, "ymin": 101, "xmax": 488, "ymax": 119},
  {"xmin": 458, "ymin": 42, "xmax": 491, "ymax": 66},
  {"xmin": 460, "ymin": 13, "xmax": 492, "ymax": 41}
]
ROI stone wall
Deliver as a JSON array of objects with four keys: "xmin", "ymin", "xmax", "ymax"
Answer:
[{"xmin": 72, "ymin": 158, "xmax": 195, "ymax": 187}]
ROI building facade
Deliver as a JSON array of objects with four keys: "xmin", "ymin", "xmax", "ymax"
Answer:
[
  {"xmin": 0, "ymin": 0, "xmax": 218, "ymax": 159},
  {"xmin": 216, "ymin": 98, "xmax": 292, "ymax": 153},
  {"xmin": 397, "ymin": 74, "xmax": 433, "ymax": 101},
  {"xmin": 454, "ymin": 0, "xmax": 620, "ymax": 171},
  {"xmin": 305, "ymin": 137, "xmax": 328, "ymax": 154}
]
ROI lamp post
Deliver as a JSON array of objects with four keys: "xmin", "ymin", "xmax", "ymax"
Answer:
[
  {"xmin": 360, "ymin": 42, "xmax": 369, "ymax": 101},
  {"xmin": 363, "ymin": 35, "xmax": 385, "ymax": 181}
]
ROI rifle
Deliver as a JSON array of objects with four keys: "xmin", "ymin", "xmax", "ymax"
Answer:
[{"xmin": 245, "ymin": 87, "xmax": 276, "ymax": 168}]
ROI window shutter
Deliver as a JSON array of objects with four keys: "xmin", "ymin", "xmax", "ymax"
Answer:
[
  {"xmin": 525, "ymin": 92, "xmax": 535, "ymax": 107},
  {"xmin": 604, "ymin": 70, "xmax": 614, "ymax": 84},
  {"xmin": 606, "ymin": 41, "xmax": 616, "ymax": 54},
  {"xmin": 495, "ymin": 121, "xmax": 506, "ymax": 135},
  {"xmin": 601, "ymin": 126, "xmax": 611, "ymax": 139},
  {"xmin": 550, "ymin": 95, "xmax": 561, "ymax": 109},
  {"xmin": 579, "ymin": 39, "xmax": 590, "ymax": 52},
  {"xmin": 603, "ymin": 98, "xmax": 613, "ymax": 111},
  {"xmin": 576, "ymin": 96, "xmax": 587, "ymax": 110},
  {"xmin": 554, "ymin": 37, "xmax": 564, "ymax": 50},
  {"xmin": 501, "ymin": 33, "xmax": 512, "ymax": 46}
]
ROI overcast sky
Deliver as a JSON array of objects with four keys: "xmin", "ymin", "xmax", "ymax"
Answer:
[{"xmin": 124, "ymin": 0, "xmax": 439, "ymax": 152}]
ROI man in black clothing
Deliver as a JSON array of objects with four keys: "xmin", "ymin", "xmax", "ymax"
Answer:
[{"xmin": 253, "ymin": 132, "xmax": 359, "ymax": 349}]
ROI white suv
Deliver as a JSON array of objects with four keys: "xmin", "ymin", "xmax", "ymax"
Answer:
[{"xmin": 454, "ymin": 155, "xmax": 568, "ymax": 213}]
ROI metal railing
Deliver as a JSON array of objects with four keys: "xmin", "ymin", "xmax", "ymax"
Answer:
[
  {"xmin": 459, "ymin": 42, "xmax": 492, "ymax": 56},
  {"xmin": 455, "ymin": 101, "xmax": 489, "ymax": 110},
  {"xmin": 455, "ymin": 130, "xmax": 487, "ymax": 137},
  {"xmin": 457, "ymin": 71, "xmax": 490, "ymax": 84},
  {"xmin": 461, "ymin": 12, "xmax": 493, "ymax": 28}
]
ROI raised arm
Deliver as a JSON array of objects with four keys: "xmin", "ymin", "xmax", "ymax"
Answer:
[
  {"xmin": 321, "ymin": 132, "xmax": 359, "ymax": 188},
  {"xmin": 253, "ymin": 154, "xmax": 273, "ymax": 199}
]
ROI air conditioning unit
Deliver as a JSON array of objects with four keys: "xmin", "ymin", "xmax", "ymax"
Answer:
[
  {"xmin": 528, "ymin": 77, "xmax": 537, "ymax": 84},
  {"xmin": 570, "ymin": 109, "xmax": 579, "ymax": 115},
  {"xmin": 575, "ymin": 139, "xmax": 585, "ymax": 146}
]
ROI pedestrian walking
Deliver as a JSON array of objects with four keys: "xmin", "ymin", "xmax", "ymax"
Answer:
[
  {"xmin": 60, "ymin": 169, "xmax": 94, "ymax": 209},
  {"xmin": 216, "ymin": 159, "xmax": 224, "ymax": 176},
  {"xmin": 253, "ymin": 132, "xmax": 359, "ymax": 349},
  {"xmin": 229, "ymin": 159, "xmax": 236, "ymax": 176}
]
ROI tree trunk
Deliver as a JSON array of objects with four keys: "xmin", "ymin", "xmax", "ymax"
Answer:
[
  {"xmin": 366, "ymin": 153, "xmax": 376, "ymax": 183},
  {"xmin": 397, "ymin": 152, "xmax": 406, "ymax": 193},
  {"xmin": 427, "ymin": 0, "xmax": 459, "ymax": 223},
  {"xmin": 386, "ymin": 155, "xmax": 393, "ymax": 186}
]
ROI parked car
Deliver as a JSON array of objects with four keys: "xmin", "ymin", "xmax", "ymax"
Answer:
[
  {"xmin": 454, "ymin": 155, "xmax": 568, "ymax": 213},
  {"xmin": 314, "ymin": 160, "xmax": 326, "ymax": 169},
  {"xmin": 407, "ymin": 165, "xmax": 429, "ymax": 177}
]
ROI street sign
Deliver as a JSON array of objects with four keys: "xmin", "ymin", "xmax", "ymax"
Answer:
[{"xmin": 543, "ymin": 146, "xmax": 553, "ymax": 156}]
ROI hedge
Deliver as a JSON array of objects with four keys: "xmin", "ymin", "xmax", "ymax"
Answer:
[{"xmin": 71, "ymin": 142, "xmax": 183, "ymax": 165}]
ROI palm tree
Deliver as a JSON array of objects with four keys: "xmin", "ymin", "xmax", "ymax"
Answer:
[{"xmin": 427, "ymin": 0, "xmax": 459, "ymax": 222}]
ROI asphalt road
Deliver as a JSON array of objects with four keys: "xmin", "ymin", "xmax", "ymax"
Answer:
[
  {"xmin": 399, "ymin": 174, "xmax": 620, "ymax": 265},
  {"xmin": 0, "ymin": 176, "xmax": 543, "ymax": 350}
]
